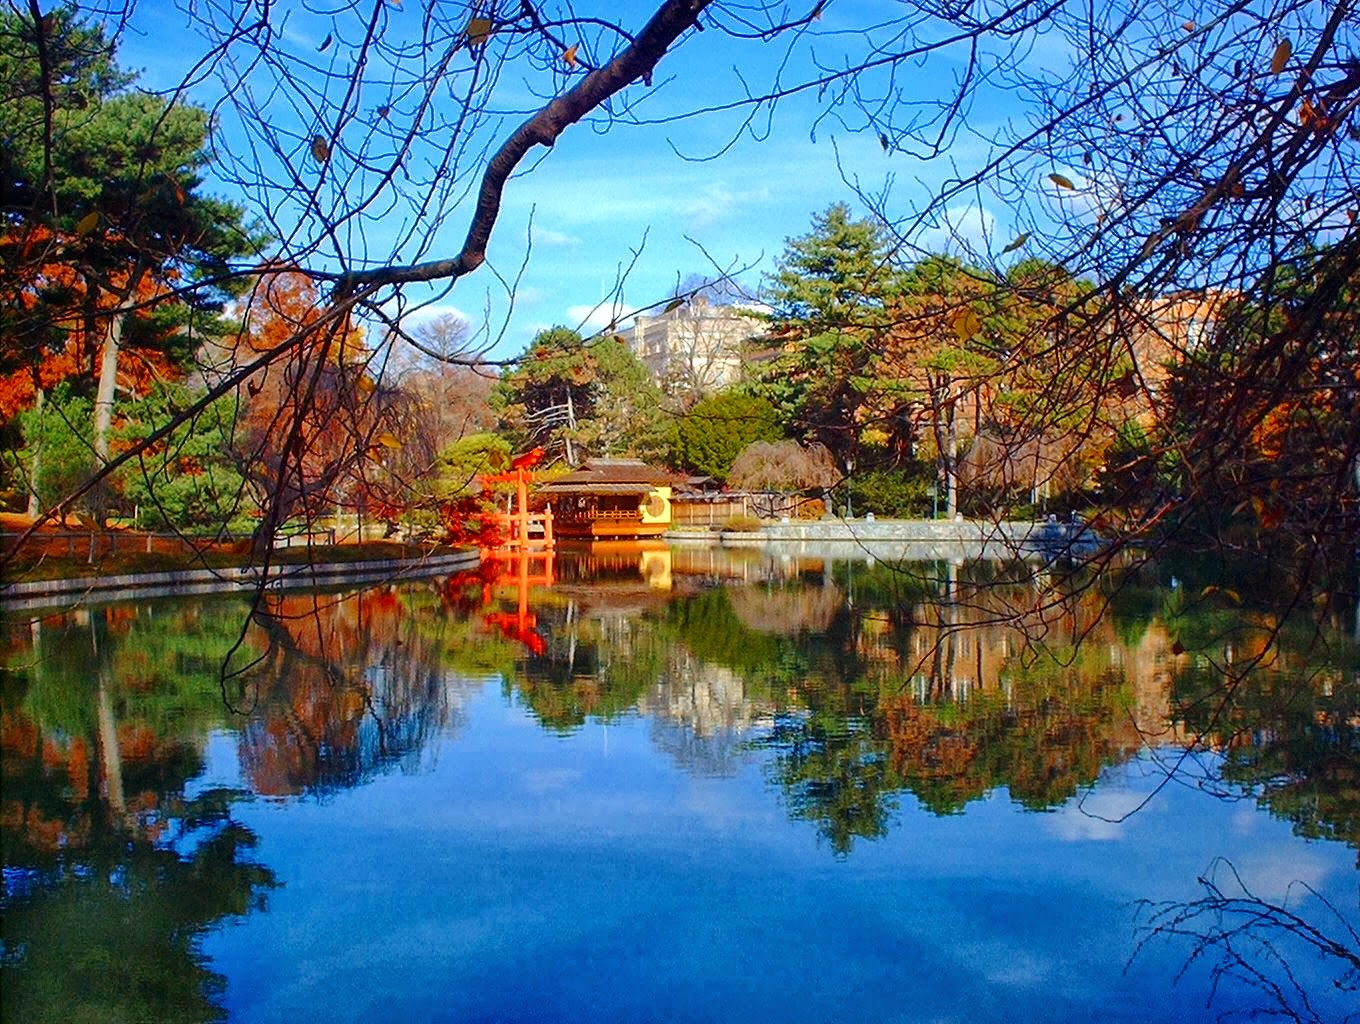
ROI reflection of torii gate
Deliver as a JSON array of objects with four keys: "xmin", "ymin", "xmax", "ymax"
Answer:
[
  {"xmin": 480, "ymin": 448, "xmax": 554, "ymax": 551},
  {"xmin": 481, "ymin": 546, "xmax": 555, "ymax": 655}
]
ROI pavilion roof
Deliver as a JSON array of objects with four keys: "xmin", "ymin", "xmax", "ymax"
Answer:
[{"xmin": 538, "ymin": 458, "xmax": 676, "ymax": 494}]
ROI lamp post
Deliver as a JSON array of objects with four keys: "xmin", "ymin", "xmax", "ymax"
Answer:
[{"xmin": 927, "ymin": 482, "xmax": 938, "ymax": 520}]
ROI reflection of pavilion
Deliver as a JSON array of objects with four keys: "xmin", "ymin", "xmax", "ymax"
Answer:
[{"xmin": 559, "ymin": 540, "xmax": 673, "ymax": 590}]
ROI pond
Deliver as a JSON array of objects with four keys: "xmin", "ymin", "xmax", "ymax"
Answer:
[{"xmin": 2, "ymin": 545, "xmax": 1357, "ymax": 1023}]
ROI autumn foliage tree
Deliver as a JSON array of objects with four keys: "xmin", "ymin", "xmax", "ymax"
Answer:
[
  {"xmin": 1154, "ymin": 245, "xmax": 1360, "ymax": 545},
  {"xmin": 0, "ymin": 0, "xmax": 1353, "ymax": 578},
  {"xmin": 226, "ymin": 272, "xmax": 401, "ymax": 543},
  {"xmin": 0, "ymin": 7, "xmax": 261, "ymax": 520}
]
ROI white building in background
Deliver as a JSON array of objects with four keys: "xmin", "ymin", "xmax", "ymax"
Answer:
[{"xmin": 618, "ymin": 297, "xmax": 766, "ymax": 399}]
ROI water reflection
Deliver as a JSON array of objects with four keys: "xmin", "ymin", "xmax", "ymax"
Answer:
[
  {"xmin": 1, "ymin": 603, "xmax": 275, "ymax": 1022},
  {"xmin": 239, "ymin": 589, "xmax": 479, "ymax": 797},
  {"xmin": 4, "ymin": 553, "xmax": 1355, "ymax": 852},
  {"xmin": 1, "ymin": 544, "xmax": 1356, "ymax": 1022}
]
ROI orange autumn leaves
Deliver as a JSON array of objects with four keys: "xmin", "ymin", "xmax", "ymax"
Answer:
[
  {"xmin": 232, "ymin": 269, "xmax": 365, "ymax": 363},
  {"xmin": 0, "ymin": 227, "xmax": 179, "ymax": 420}
]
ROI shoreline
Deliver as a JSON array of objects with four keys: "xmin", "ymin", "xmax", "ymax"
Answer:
[{"xmin": 2, "ymin": 517, "xmax": 1104, "ymax": 611}]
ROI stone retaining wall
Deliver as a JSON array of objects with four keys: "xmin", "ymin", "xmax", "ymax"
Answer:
[
  {"xmin": 1, "ymin": 550, "xmax": 481, "ymax": 611},
  {"xmin": 667, "ymin": 518, "xmax": 1102, "ymax": 560}
]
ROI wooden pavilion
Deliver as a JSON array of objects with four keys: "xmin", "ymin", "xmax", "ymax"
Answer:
[{"xmin": 536, "ymin": 458, "xmax": 675, "ymax": 539}]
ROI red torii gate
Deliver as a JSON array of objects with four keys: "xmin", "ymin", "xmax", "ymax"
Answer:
[{"xmin": 480, "ymin": 447, "xmax": 554, "ymax": 551}]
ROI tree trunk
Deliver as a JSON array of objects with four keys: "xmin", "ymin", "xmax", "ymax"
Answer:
[
  {"xmin": 91, "ymin": 264, "xmax": 147, "ymax": 465},
  {"xmin": 564, "ymin": 389, "xmax": 576, "ymax": 465},
  {"xmin": 945, "ymin": 406, "xmax": 958, "ymax": 518},
  {"xmin": 96, "ymin": 665, "xmax": 126, "ymax": 815},
  {"xmin": 91, "ymin": 615, "xmax": 126, "ymax": 818},
  {"xmin": 92, "ymin": 308, "xmax": 127, "ymax": 463},
  {"xmin": 929, "ymin": 378, "xmax": 959, "ymax": 519},
  {"xmin": 944, "ymin": 559, "xmax": 958, "ymax": 696},
  {"xmin": 26, "ymin": 387, "xmax": 44, "ymax": 517}
]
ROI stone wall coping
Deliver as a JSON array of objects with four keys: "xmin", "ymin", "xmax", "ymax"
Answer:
[{"xmin": 1, "ymin": 549, "xmax": 480, "ymax": 609}]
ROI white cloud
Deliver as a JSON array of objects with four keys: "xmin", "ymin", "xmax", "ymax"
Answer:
[
  {"xmin": 679, "ymin": 182, "xmax": 773, "ymax": 229},
  {"xmin": 913, "ymin": 203, "xmax": 1001, "ymax": 257},
  {"xmin": 531, "ymin": 227, "xmax": 583, "ymax": 248},
  {"xmin": 565, "ymin": 300, "xmax": 636, "ymax": 334},
  {"xmin": 1046, "ymin": 788, "xmax": 1149, "ymax": 841},
  {"xmin": 1228, "ymin": 850, "xmax": 1338, "ymax": 903}
]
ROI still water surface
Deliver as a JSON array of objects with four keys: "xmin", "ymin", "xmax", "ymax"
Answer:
[{"xmin": 2, "ymin": 546, "xmax": 1357, "ymax": 1022}]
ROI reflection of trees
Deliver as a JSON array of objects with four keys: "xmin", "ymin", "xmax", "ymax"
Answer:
[
  {"xmin": 7, "ymin": 601, "xmax": 249, "ymax": 741},
  {"xmin": 2, "ymin": 607, "xmax": 274, "ymax": 1023},
  {"xmin": 1169, "ymin": 620, "xmax": 1360, "ymax": 861},
  {"xmin": 238, "ymin": 587, "xmax": 480, "ymax": 797},
  {"xmin": 642, "ymin": 654, "xmax": 762, "ymax": 778},
  {"xmin": 751, "ymin": 712, "xmax": 894, "ymax": 855},
  {"xmin": 2, "ymin": 602, "xmax": 253, "ymax": 854},
  {"xmin": 879, "ymin": 678, "xmax": 1137, "ymax": 814},
  {"xmin": 667, "ymin": 562, "xmax": 1155, "ymax": 851},
  {"xmin": 509, "ymin": 598, "xmax": 668, "ymax": 733},
  {"xmin": 648, "ymin": 715, "xmax": 753, "ymax": 779},
  {"xmin": 1106, "ymin": 566, "xmax": 1360, "ymax": 1023},
  {"xmin": 1, "ymin": 788, "xmax": 275, "ymax": 1024},
  {"xmin": 726, "ymin": 583, "xmax": 843, "ymax": 636},
  {"xmin": 1099, "ymin": 554, "xmax": 1360, "ymax": 859},
  {"xmin": 657, "ymin": 554, "xmax": 1355, "ymax": 858},
  {"xmin": 667, "ymin": 588, "xmax": 809, "ymax": 687}
]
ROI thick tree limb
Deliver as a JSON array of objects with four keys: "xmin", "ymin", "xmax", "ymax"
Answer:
[{"xmin": 334, "ymin": 0, "xmax": 711, "ymax": 298}]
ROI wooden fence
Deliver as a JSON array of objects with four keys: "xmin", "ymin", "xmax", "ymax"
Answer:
[
  {"xmin": 2, "ymin": 529, "xmax": 228, "ymax": 562},
  {"xmin": 671, "ymin": 491, "xmax": 825, "ymax": 526}
]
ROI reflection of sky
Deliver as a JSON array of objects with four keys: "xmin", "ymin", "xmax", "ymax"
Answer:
[{"xmin": 201, "ymin": 685, "xmax": 1357, "ymax": 1024}]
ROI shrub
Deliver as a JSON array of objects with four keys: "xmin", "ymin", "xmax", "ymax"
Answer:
[
  {"xmin": 671, "ymin": 392, "xmax": 782, "ymax": 480},
  {"xmin": 846, "ymin": 467, "xmax": 930, "ymax": 518},
  {"xmin": 721, "ymin": 514, "xmax": 764, "ymax": 533}
]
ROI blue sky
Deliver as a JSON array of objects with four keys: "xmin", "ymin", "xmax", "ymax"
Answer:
[{"xmin": 114, "ymin": 0, "xmax": 1038, "ymax": 359}]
